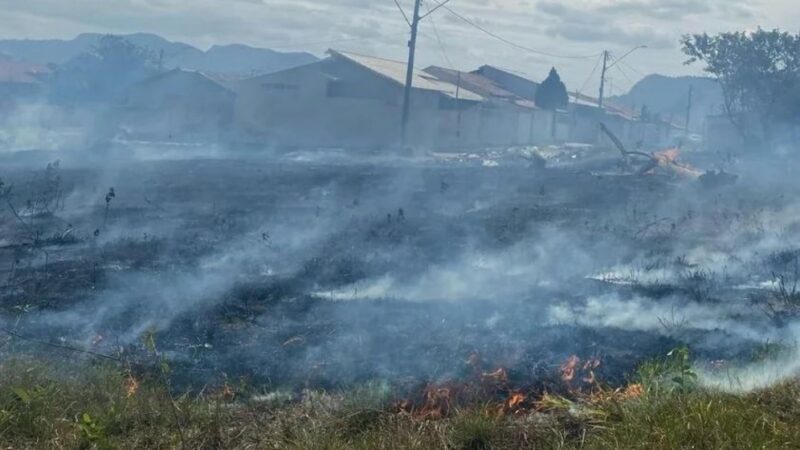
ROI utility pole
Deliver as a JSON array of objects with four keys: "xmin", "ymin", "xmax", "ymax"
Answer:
[
  {"xmin": 598, "ymin": 50, "xmax": 609, "ymax": 110},
  {"xmin": 400, "ymin": 0, "xmax": 423, "ymax": 145},
  {"xmin": 685, "ymin": 85, "xmax": 693, "ymax": 132},
  {"xmin": 455, "ymin": 71, "xmax": 462, "ymax": 140},
  {"xmin": 598, "ymin": 45, "xmax": 645, "ymax": 111}
]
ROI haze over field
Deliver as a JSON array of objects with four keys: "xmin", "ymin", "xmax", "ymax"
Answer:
[{"xmin": 1, "ymin": 2, "xmax": 800, "ymax": 448}]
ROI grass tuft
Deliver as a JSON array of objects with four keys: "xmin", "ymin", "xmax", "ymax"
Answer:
[{"xmin": 2, "ymin": 356, "xmax": 800, "ymax": 449}]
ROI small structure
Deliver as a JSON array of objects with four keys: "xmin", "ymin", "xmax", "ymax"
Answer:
[
  {"xmin": 475, "ymin": 64, "xmax": 673, "ymax": 149},
  {"xmin": 120, "ymin": 68, "xmax": 236, "ymax": 142},
  {"xmin": 423, "ymin": 66, "xmax": 554, "ymax": 146},
  {"xmin": 472, "ymin": 65, "xmax": 568, "ymax": 141},
  {"xmin": 568, "ymin": 91, "xmax": 638, "ymax": 146},
  {"xmin": 235, "ymin": 49, "xmax": 485, "ymax": 149},
  {"xmin": 569, "ymin": 91, "xmax": 677, "ymax": 149}
]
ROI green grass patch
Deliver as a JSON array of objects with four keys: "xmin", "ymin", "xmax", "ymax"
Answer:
[{"xmin": 1, "ymin": 354, "xmax": 800, "ymax": 449}]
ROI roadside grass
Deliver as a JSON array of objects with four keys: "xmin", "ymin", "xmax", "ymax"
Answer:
[
  {"xmin": 582, "ymin": 383, "xmax": 800, "ymax": 450},
  {"xmin": 1, "ymin": 354, "xmax": 800, "ymax": 449}
]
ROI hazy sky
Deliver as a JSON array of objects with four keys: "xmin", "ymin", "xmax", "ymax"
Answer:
[{"xmin": 1, "ymin": 0, "xmax": 797, "ymax": 94}]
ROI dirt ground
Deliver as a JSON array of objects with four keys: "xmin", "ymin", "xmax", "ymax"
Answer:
[{"xmin": 1, "ymin": 144, "xmax": 798, "ymax": 394}]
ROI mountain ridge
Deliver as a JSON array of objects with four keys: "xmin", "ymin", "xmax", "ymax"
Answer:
[
  {"xmin": 0, "ymin": 33, "xmax": 318, "ymax": 76},
  {"xmin": 610, "ymin": 74, "xmax": 724, "ymax": 130}
]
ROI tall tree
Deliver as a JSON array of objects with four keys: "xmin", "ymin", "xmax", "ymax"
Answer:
[
  {"xmin": 535, "ymin": 67, "xmax": 569, "ymax": 111},
  {"xmin": 681, "ymin": 29, "xmax": 800, "ymax": 147}
]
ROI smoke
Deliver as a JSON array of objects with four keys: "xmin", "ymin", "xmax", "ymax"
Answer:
[
  {"xmin": 696, "ymin": 333, "xmax": 800, "ymax": 392},
  {"xmin": 0, "ymin": 101, "xmax": 96, "ymax": 152},
  {"xmin": 313, "ymin": 227, "xmax": 597, "ymax": 303},
  {"xmin": 4, "ymin": 134, "xmax": 800, "ymax": 392}
]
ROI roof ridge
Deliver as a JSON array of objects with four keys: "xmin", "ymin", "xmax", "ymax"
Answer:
[{"xmin": 329, "ymin": 49, "xmax": 407, "ymax": 66}]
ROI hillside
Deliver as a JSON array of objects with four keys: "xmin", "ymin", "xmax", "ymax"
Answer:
[
  {"xmin": 610, "ymin": 74, "xmax": 724, "ymax": 130},
  {"xmin": 0, "ymin": 33, "xmax": 318, "ymax": 76},
  {"xmin": 0, "ymin": 53, "xmax": 49, "ymax": 83}
]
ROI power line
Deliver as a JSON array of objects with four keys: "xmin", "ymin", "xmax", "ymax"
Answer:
[
  {"xmin": 424, "ymin": 1, "xmax": 454, "ymax": 68},
  {"xmin": 577, "ymin": 52, "xmax": 604, "ymax": 96},
  {"xmin": 420, "ymin": 0, "xmax": 451, "ymax": 19},
  {"xmin": 618, "ymin": 59, "xmax": 646, "ymax": 77},
  {"xmin": 392, "ymin": 0, "xmax": 412, "ymax": 26},
  {"xmin": 614, "ymin": 67, "xmax": 636, "ymax": 91},
  {"xmin": 612, "ymin": 59, "xmax": 636, "ymax": 89},
  {"xmin": 605, "ymin": 45, "xmax": 646, "ymax": 71},
  {"xmin": 436, "ymin": 3, "xmax": 602, "ymax": 60}
]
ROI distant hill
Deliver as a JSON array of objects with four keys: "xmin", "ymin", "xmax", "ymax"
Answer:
[
  {"xmin": 609, "ymin": 74, "xmax": 724, "ymax": 131},
  {"xmin": 0, "ymin": 33, "xmax": 318, "ymax": 77},
  {"xmin": 0, "ymin": 53, "xmax": 49, "ymax": 83}
]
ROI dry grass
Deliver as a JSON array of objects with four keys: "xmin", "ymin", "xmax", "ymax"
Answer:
[{"xmin": 1, "ymin": 355, "xmax": 800, "ymax": 449}]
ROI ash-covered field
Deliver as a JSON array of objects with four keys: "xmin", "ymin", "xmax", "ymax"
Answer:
[{"xmin": 1, "ymin": 147, "xmax": 799, "ymax": 394}]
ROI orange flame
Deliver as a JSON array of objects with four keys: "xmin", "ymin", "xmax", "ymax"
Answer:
[
  {"xmin": 560, "ymin": 355, "xmax": 580, "ymax": 383},
  {"xmin": 403, "ymin": 385, "xmax": 456, "ymax": 419},
  {"xmin": 507, "ymin": 392, "xmax": 526, "ymax": 409},
  {"xmin": 618, "ymin": 383, "xmax": 644, "ymax": 400}
]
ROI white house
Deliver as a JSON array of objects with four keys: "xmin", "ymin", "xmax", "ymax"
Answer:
[{"xmin": 120, "ymin": 68, "xmax": 237, "ymax": 142}]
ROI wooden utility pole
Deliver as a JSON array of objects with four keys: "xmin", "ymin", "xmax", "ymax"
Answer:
[
  {"xmin": 598, "ymin": 50, "xmax": 609, "ymax": 110},
  {"xmin": 685, "ymin": 85, "xmax": 693, "ymax": 132},
  {"xmin": 400, "ymin": 0, "xmax": 423, "ymax": 145}
]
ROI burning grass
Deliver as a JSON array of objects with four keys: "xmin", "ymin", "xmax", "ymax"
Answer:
[
  {"xmin": 3, "ymin": 156, "xmax": 800, "ymax": 448},
  {"xmin": 3, "ymin": 350, "xmax": 800, "ymax": 449}
]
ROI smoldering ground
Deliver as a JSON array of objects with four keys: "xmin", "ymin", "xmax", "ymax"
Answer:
[{"xmin": 3, "ymin": 145, "xmax": 800, "ymax": 393}]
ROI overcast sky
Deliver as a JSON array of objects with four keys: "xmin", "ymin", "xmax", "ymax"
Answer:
[{"xmin": 1, "ymin": 0, "xmax": 797, "ymax": 95}]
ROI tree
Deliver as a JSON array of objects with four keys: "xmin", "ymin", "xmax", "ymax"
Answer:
[
  {"xmin": 681, "ymin": 29, "xmax": 800, "ymax": 147},
  {"xmin": 49, "ymin": 35, "xmax": 157, "ymax": 103},
  {"xmin": 535, "ymin": 67, "xmax": 569, "ymax": 111},
  {"xmin": 640, "ymin": 105, "xmax": 651, "ymax": 122}
]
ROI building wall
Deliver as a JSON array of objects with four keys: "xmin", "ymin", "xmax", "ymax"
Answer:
[
  {"xmin": 430, "ymin": 104, "xmax": 555, "ymax": 149},
  {"xmin": 602, "ymin": 115, "xmax": 633, "ymax": 148},
  {"xmin": 531, "ymin": 109, "xmax": 569, "ymax": 145},
  {"xmin": 237, "ymin": 59, "xmax": 449, "ymax": 149},
  {"xmin": 568, "ymin": 105, "xmax": 664, "ymax": 149},
  {"xmin": 238, "ymin": 59, "xmax": 526, "ymax": 150},
  {"xmin": 122, "ymin": 71, "xmax": 235, "ymax": 141},
  {"xmin": 236, "ymin": 58, "xmax": 562, "ymax": 150},
  {"xmin": 569, "ymin": 105, "xmax": 602, "ymax": 143},
  {"xmin": 433, "ymin": 103, "xmax": 479, "ymax": 149},
  {"xmin": 553, "ymin": 111, "xmax": 570, "ymax": 142},
  {"xmin": 477, "ymin": 104, "xmax": 519, "ymax": 147}
]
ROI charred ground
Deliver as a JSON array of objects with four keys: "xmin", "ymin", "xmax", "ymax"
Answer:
[{"xmin": 2, "ymin": 147, "xmax": 797, "ymax": 398}]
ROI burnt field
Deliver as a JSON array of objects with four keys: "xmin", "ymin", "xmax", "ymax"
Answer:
[{"xmin": 1, "ymin": 147, "xmax": 799, "ymax": 396}]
